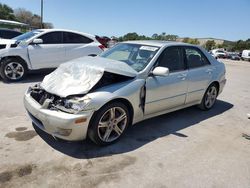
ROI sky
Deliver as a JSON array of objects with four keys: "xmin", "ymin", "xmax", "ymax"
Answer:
[{"xmin": 1, "ymin": 0, "xmax": 250, "ymax": 41}]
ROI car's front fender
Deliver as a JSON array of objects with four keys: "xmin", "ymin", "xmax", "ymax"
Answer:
[{"xmin": 83, "ymin": 79, "xmax": 146, "ymax": 124}]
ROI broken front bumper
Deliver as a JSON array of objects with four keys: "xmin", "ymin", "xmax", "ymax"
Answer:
[{"xmin": 23, "ymin": 91, "xmax": 94, "ymax": 141}]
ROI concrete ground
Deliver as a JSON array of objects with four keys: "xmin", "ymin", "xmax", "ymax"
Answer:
[{"xmin": 0, "ymin": 59, "xmax": 250, "ymax": 188}]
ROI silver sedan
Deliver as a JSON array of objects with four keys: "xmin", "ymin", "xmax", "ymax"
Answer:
[{"xmin": 24, "ymin": 41, "xmax": 226, "ymax": 145}]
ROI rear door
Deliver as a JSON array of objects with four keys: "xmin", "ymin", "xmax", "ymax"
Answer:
[
  {"xmin": 62, "ymin": 32, "xmax": 102, "ymax": 62},
  {"xmin": 184, "ymin": 47, "xmax": 213, "ymax": 104},
  {"xmin": 28, "ymin": 31, "xmax": 65, "ymax": 69}
]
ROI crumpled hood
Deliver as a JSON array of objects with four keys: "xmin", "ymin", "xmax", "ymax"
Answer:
[
  {"xmin": 0, "ymin": 39, "xmax": 16, "ymax": 45},
  {"xmin": 40, "ymin": 56, "xmax": 137, "ymax": 97}
]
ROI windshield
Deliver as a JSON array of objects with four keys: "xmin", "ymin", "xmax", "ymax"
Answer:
[
  {"xmin": 100, "ymin": 43, "xmax": 159, "ymax": 72},
  {"xmin": 217, "ymin": 50, "xmax": 225, "ymax": 53},
  {"xmin": 13, "ymin": 30, "xmax": 42, "ymax": 41}
]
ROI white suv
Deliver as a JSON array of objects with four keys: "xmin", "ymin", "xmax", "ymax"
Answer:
[{"xmin": 0, "ymin": 29, "xmax": 104, "ymax": 82}]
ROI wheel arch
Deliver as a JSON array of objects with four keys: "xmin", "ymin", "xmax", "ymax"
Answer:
[
  {"xmin": 92, "ymin": 97, "xmax": 134, "ymax": 126},
  {"xmin": 0, "ymin": 56, "xmax": 28, "ymax": 69},
  {"xmin": 208, "ymin": 81, "xmax": 220, "ymax": 94}
]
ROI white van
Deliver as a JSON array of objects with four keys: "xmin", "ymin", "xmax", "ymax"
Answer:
[{"xmin": 242, "ymin": 50, "xmax": 250, "ymax": 61}]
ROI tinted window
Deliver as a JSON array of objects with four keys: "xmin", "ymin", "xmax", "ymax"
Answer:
[
  {"xmin": 157, "ymin": 47, "xmax": 185, "ymax": 72},
  {"xmin": 185, "ymin": 47, "xmax": 210, "ymax": 68},
  {"xmin": 63, "ymin": 32, "xmax": 93, "ymax": 44},
  {"xmin": 38, "ymin": 32, "xmax": 62, "ymax": 44},
  {"xmin": 0, "ymin": 30, "xmax": 21, "ymax": 39}
]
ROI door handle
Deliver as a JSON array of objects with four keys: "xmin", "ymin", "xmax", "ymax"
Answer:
[
  {"xmin": 177, "ymin": 73, "xmax": 187, "ymax": 80},
  {"xmin": 205, "ymin": 68, "xmax": 213, "ymax": 74}
]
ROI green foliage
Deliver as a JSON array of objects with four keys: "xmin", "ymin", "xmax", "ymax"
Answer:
[
  {"xmin": 151, "ymin": 33, "xmax": 178, "ymax": 41},
  {"xmin": 232, "ymin": 40, "xmax": 250, "ymax": 51},
  {"xmin": 182, "ymin": 38, "xmax": 200, "ymax": 45},
  {"xmin": 0, "ymin": 3, "xmax": 53, "ymax": 29},
  {"xmin": 205, "ymin": 40, "xmax": 216, "ymax": 50},
  {"xmin": 0, "ymin": 3, "xmax": 16, "ymax": 20},
  {"xmin": 118, "ymin": 32, "xmax": 178, "ymax": 42},
  {"xmin": 216, "ymin": 39, "xmax": 250, "ymax": 52}
]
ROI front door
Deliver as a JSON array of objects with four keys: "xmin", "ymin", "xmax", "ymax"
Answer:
[
  {"xmin": 145, "ymin": 46, "xmax": 188, "ymax": 115},
  {"xmin": 28, "ymin": 31, "xmax": 65, "ymax": 69}
]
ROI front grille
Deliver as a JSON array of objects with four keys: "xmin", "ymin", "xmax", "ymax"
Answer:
[{"xmin": 0, "ymin": 44, "xmax": 6, "ymax": 49}]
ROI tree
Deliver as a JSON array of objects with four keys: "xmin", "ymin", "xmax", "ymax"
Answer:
[
  {"xmin": 183, "ymin": 37, "xmax": 190, "ymax": 43},
  {"xmin": 43, "ymin": 22, "xmax": 53, "ymax": 29},
  {"xmin": 205, "ymin": 40, "xmax": 216, "ymax": 50},
  {"xmin": 14, "ymin": 8, "xmax": 32, "ymax": 24},
  {"xmin": 152, "ymin": 33, "xmax": 158, "ymax": 40},
  {"xmin": 0, "ymin": 3, "xmax": 16, "ymax": 20},
  {"xmin": 121, "ymin": 32, "xmax": 139, "ymax": 41},
  {"xmin": 190, "ymin": 38, "xmax": 200, "ymax": 45},
  {"xmin": 182, "ymin": 38, "xmax": 200, "ymax": 45},
  {"xmin": 164, "ymin": 34, "xmax": 178, "ymax": 41},
  {"xmin": 14, "ymin": 8, "xmax": 53, "ymax": 29}
]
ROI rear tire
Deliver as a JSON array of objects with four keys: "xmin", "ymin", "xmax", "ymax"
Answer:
[
  {"xmin": 88, "ymin": 102, "xmax": 130, "ymax": 146},
  {"xmin": 198, "ymin": 83, "xmax": 218, "ymax": 110},
  {"xmin": 0, "ymin": 58, "xmax": 27, "ymax": 82}
]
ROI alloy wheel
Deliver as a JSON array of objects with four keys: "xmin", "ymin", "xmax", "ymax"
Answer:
[
  {"xmin": 205, "ymin": 86, "xmax": 217, "ymax": 108},
  {"xmin": 4, "ymin": 62, "xmax": 24, "ymax": 80},
  {"xmin": 97, "ymin": 107, "xmax": 127, "ymax": 142}
]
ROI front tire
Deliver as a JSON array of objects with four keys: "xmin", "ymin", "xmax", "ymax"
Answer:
[
  {"xmin": 199, "ymin": 84, "xmax": 218, "ymax": 110},
  {"xmin": 88, "ymin": 102, "xmax": 130, "ymax": 146},
  {"xmin": 0, "ymin": 58, "xmax": 27, "ymax": 82}
]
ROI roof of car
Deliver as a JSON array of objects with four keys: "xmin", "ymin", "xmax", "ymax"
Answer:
[
  {"xmin": 122, "ymin": 40, "xmax": 196, "ymax": 48},
  {"xmin": 0, "ymin": 28, "xmax": 22, "ymax": 33}
]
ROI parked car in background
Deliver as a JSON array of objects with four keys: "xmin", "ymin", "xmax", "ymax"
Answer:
[
  {"xmin": 242, "ymin": 50, "xmax": 250, "ymax": 61},
  {"xmin": 24, "ymin": 41, "xmax": 226, "ymax": 145},
  {"xmin": 0, "ymin": 29, "xmax": 104, "ymax": 82},
  {"xmin": 211, "ymin": 49, "xmax": 227, "ymax": 59},
  {"xmin": 0, "ymin": 28, "xmax": 22, "ymax": 39},
  {"xmin": 238, "ymin": 52, "xmax": 242, "ymax": 57},
  {"xmin": 209, "ymin": 51, "xmax": 217, "ymax": 59},
  {"xmin": 107, "ymin": 37, "xmax": 118, "ymax": 48},
  {"xmin": 95, "ymin": 35, "xmax": 110, "ymax": 48},
  {"xmin": 228, "ymin": 52, "xmax": 240, "ymax": 61}
]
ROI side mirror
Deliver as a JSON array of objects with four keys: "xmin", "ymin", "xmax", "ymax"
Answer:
[
  {"xmin": 152, "ymin": 66, "xmax": 169, "ymax": 77},
  {"xmin": 32, "ymin": 38, "xmax": 43, "ymax": 45}
]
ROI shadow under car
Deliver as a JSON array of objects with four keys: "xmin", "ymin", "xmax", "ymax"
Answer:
[{"xmin": 33, "ymin": 99, "xmax": 233, "ymax": 159}]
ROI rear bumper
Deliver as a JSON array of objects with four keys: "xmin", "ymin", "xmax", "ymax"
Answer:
[
  {"xmin": 24, "ymin": 91, "xmax": 94, "ymax": 141},
  {"xmin": 219, "ymin": 78, "xmax": 226, "ymax": 94}
]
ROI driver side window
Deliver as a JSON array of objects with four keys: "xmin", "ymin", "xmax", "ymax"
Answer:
[
  {"xmin": 38, "ymin": 32, "xmax": 63, "ymax": 44},
  {"xmin": 157, "ymin": 47, "xmax": 185, "ymax": 72}
]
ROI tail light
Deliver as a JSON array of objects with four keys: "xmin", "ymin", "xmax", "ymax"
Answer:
[{"xmin": 98, "ymin": 45, "xmax": 105, "ymax": 51}]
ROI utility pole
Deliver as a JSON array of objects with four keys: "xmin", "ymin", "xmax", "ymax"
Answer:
[{"xmin": 40, "ymin": 0, "xmax": 43, "ymax": 28}]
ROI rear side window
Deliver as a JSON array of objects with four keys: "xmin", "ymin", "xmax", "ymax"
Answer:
[
  {"xmin": 63, "ymin": 32, "xmax": 93, "ymax": 44},
  {"xmin": 185, "ymin": 47, "xmax": 210, "ymax": 68},
  {"xmin": 38, "ymin": 32, "xmax": 63, "ymax": 44},
  {"xmin": 157, "ymin": 47, "xmax": 185, "ymax": 72}
]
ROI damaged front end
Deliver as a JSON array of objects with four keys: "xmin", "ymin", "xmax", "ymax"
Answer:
[
  {"xmin": 29, "ymin": 84, "xmax": 91, "ymax": 114},
  {"xmin": 27, "ymin": 56, "xmax": 138, "ymax": 115},
  {"xmin": 29, "ymin": 71, "xmax": 134, "ymax": 114}
]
